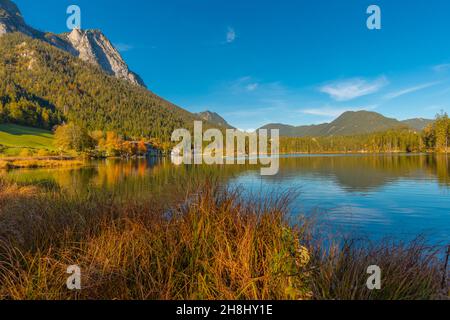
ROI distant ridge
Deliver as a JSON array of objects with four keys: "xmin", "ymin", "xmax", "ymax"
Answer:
[
  {"xmin": 401, "ymin": 118, "xmax": 434, "ymax": 131},
  {"xmin": 196, "ymin": 111, "xmax": 235, "ymax": 129},
  {"xmin": 259, "ymin": 111, "xmax": 433, "ymax": 137}
]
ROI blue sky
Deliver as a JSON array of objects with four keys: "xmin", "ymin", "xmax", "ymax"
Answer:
[{"xmin": 14, "ymin": 0, "xmax": 450, "ymax": 130}]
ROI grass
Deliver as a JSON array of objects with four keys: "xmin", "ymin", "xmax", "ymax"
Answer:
[
  {"xmin": 0, "ymin": 159, "xmax": 84, "ymax": 169},
  {"xmin": 0, "ymin": 123, "xmax": 55, "ymax": 153},
  {"xmin": 309, "ymin": 238, "xmax": 448, "ymax": 299},
  {"xmin": 0, "ymin": 177, "xmax": 448, "ymax": 300},
  {"xmin": 0, "ymin": 123, "xmax": 78, "ymax": 167}
]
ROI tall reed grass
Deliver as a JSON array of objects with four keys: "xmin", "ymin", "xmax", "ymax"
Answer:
[{"xmin": 0, "ymin": 177, "xmax": 448, "ymax": 300}]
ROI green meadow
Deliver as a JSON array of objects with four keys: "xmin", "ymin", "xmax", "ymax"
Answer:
[{"xmin": 0, "ymin": 124, "xmax": 55, "ymax": 156}]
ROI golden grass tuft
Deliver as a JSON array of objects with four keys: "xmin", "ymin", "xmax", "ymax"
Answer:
[
  {"xmin": 0, "ymin": 161, "xmax": 8, "ymax": 169},
  {"xmin": 0, "ymin": 179, "xmax": 39, "ymax": 207},
  {"xmin": 0, "ymin": 180, "xmax": 312, "ymax": 300}
]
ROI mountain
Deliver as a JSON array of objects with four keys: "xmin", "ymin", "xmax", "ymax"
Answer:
[
  {"xmin": 321, "ymin": 111, "xmax": 406, "ymax": 136},
  {"xmin": 401, "ymin": 118, "xmax": 434, "ymax": 131},
  {"xmin": 260, "ymin": 111, "xmax": 412, "ymax": 137},
  {"xmin": 196, "ymin": 111, "xmax": 234, "ymax": 129},
  {"xmin": 0, "ymin": 32, "xmax": 198, "ymax": 142},
  {"xmin": 0, "ymin": 0, "xmax": 39, "ymax": 37},
  {"xmin": 0, "ymin": 0, "xmax": 144, "ymax": 86},
  {"xmin": 59, "ymin": 29, "xmax": 145, "ymax": 86}
]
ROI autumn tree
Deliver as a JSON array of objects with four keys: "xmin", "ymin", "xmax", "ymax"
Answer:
[
  {"xmin": 137, "ymin": 139, "xmax": 147, "ymax": 156},
  {"xmin": 121, "ymin": 141, "xmax": 137, "ymax": 158},
  {"xmin": 422, "ymin": 124, "xmax": 435, "ymax": 150},
  {"xmin": 434, "ymin": 112, "xmax": 450, "ymax": 153},
  {"xmin": 54, "ymin": 123, "xmax": 94, "ymax": 152},
  {"xmin": 102, "ymin": 131, "xmax": 123, "ymax": 156}
]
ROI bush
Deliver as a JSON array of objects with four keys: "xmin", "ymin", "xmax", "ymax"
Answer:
[
  {"xmin": 36, "ymin": 149, "xmax": 50, "ymax": 157},
  {"xmin": 18, "ymin": 148, "xmax": 33, "ymax": 158}
]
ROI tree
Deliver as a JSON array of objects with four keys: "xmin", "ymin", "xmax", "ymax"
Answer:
[
  {"xmin": 434, "ymin": 112, "xmax": 450, "ymax": 153},
  {"xmin": 102, "ymin": 131, "xmax": 123, "ymax": 156},
  {"xmin": 54, "ymin": 123, "xmax": 94, "ymax": 152},
  {"xmin": 137, "ymin": 139, "xmax": 147, "ymax": 156},
  {"xmin": 121, "ymin": 141, "xmax": 136, "ymax": 158},
  {"xmin": 422, "ymin": 124, "xmax": 435, "ymax": 150}
]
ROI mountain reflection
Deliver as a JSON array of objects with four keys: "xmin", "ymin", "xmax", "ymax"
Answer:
[{"xmin": 261, "ymin": 154, "xmax": 450, "ymax": 192}]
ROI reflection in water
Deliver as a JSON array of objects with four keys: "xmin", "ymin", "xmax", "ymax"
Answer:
[
  {"xmin": 262, "ymin": 154, "xmax": 450, "ymax": 191},
  {"xmin": 2, "ymin": 154, "xmax": 450, "ymax": 243}
]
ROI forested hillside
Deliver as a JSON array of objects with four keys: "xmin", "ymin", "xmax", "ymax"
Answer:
[
  {"xmin": 196, "ymin": 111, "xmax": 234, "ymax": 129},
  {"xmin": 0, "ymin": 33, "xmax": 198, "ymax": 143},
  {"xmin": 260, "ymin": 111, "xmax": 421, "ymax": 137},
  {"xmin": 279, "ymin": 129, "xmax": 423, "ymax": 153},
  {"xmin": 278, "ymin": 112, "xmax": 450, "ymax": 154}
]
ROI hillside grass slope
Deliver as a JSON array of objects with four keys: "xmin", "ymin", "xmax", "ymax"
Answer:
[{"xmin": 0, "ymin": 123, "xmax": 55, "ymax": 154}]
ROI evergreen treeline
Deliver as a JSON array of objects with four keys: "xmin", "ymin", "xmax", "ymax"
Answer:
[
  {"xmin": 279, "ymin": 113, "xmax": 450, "ymax": 154},
  {"xmin": 279, "ymin": 130, "xmax": 422, "ymax": 153},
  {"xmin": 0, "ymin": 33, "xmax": 197, "ymax": 143}
]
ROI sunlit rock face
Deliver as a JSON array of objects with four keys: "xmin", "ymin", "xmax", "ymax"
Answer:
[{"xmin": 62, "ymin": 28, "xmax": 145, "ymax": 86}]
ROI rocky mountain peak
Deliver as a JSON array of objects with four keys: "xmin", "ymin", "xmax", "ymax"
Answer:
[
  {"xmin": 62, "ymin": 28, "xmax": 145, "ymax": 87},
  {"xmin": 68, "ymin": 28, "xmax": 83, "ymax": 43},
  {"xmin": 0, "ymin": 0, "xmax": 145, "ymax": 87},
  {"xmin": 0, "ymin": 0, "xmax": 36, "ymax": 36}
]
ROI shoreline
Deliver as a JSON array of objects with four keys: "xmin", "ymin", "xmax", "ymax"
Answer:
[
  {"xmin": 0, "ymin": 157, "xmax": 84, "ymax": 169},
  {"xmin": 1, "ymin": 151, "xmax": 447, "ymax": 169}
]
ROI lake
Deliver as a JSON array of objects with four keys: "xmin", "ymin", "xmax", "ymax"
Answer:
[{"xmin": 2, "ymin": 154, "xmax": 450, "ymax": 245}]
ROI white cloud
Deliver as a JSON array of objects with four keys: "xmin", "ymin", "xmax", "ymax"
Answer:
[
  {"xmin": 424, "ymin": 105, "xmax": 447, "ymax": 111},
  {"xmin": 319, "ymin": 77, "xmax": 388, "ymax": 101},
  {"xmin": 226, "ymin": 27, "xmax": 236, "ymax": 43},
  {"xmin": 432, "ymin": 64, "xmax": 450, "ymax": 72},
  {"xmin": 229, "ymin": 76, "xmax": 264, "ymax": 93},
  {"xmin": 224, "ymin": 107, "xmax": 276, "ymax": 117},
  {"xmin": 246, "ymin": 83, "xmax": 259, "ymax": 91},
  {"xmin": 229, "ymin": 76, "xmax": 288, "ymax": 97},
  {"xmin": 237, "ymin": 128, "xmax": 257, "ymax": 133},
  {"xmin": 114, "ymin": 43, "xmax": 134, "ymax": 52},
  {"xmin": 300, "ymin": 105, "xmax": 377, "ymax": 117},
  {"xmin": 384, "ymin": 81, "xmax": 441, "ymax": 100}
]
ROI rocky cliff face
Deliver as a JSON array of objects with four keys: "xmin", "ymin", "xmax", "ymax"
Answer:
[
  {"xmin": 61, "ymin": 29, "xmax": 145, "ymax": 86},
  {"xmin": 0, "ymin": 0, "xmax": 145, "ymax": 87}
]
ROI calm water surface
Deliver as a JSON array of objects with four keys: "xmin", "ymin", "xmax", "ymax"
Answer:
[{"xmin": 2, "ymin": 154, "xmax": 450, "ymax": 244}]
